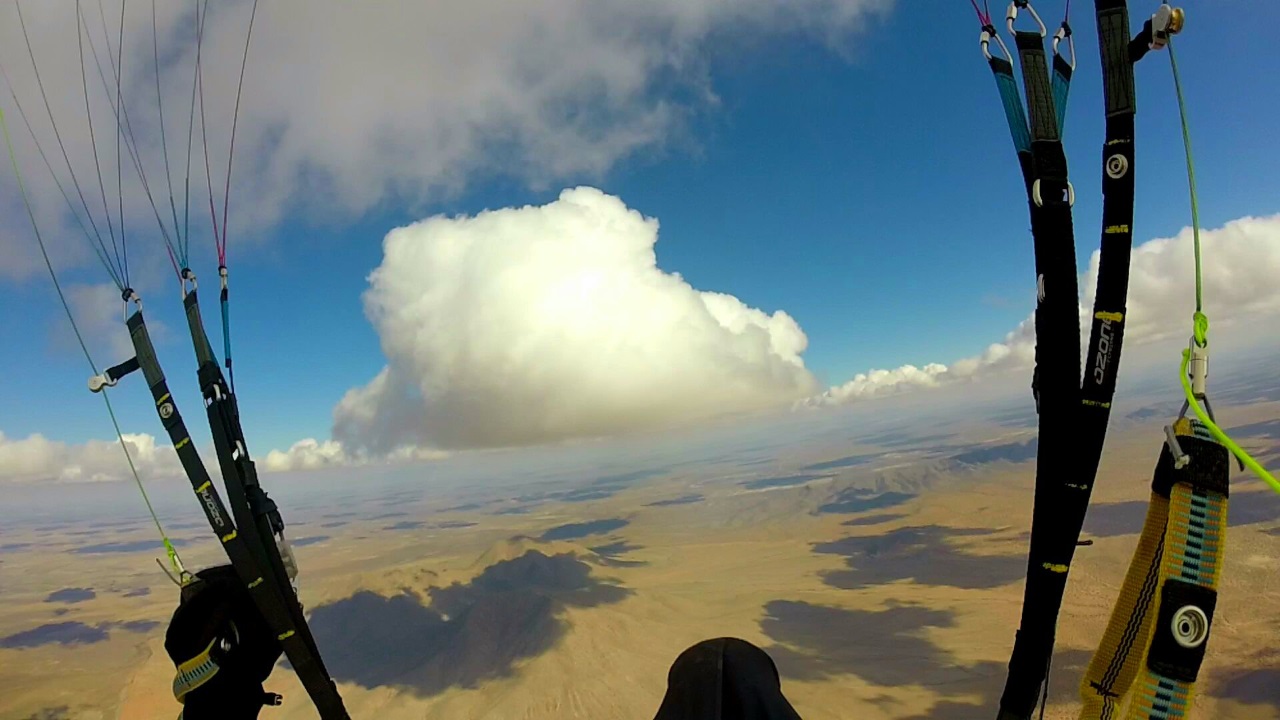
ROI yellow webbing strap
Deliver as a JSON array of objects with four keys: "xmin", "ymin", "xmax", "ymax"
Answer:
[
  {"xmin": 173, "ymin": 637, "xmax": 222, "ymax": 703},
  {"xmin": 1079, "ymin": 419, "xmax": 1228, "ymax": 719}
]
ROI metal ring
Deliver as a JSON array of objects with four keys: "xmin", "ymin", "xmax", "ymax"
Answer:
[
  {"xmin": 1106, "ymin": 154, "xmax": 1129, "ymax": 179},
  {"xmin": 1171, "ymin": 605, "xmax": 1210, "ymax": 648}
]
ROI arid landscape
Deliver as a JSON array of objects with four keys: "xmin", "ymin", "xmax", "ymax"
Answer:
[{"xmin": 2, "ymin": 363, "xmax": 1277, "ymax": 720}]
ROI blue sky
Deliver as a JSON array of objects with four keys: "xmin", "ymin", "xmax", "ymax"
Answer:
[{"xmin": 1, "ymin": 1, "xmax": 1278, "ymax": 466}]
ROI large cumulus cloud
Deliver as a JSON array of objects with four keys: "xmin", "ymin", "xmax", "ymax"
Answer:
[{"xmin": 333, "ymin": 187, "xmax": 819, "ymax": 455}]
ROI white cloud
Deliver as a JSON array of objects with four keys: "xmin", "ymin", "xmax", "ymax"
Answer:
[
  {"xmin": 0, "ymin": 430, "xmax": 179, "ymax": 484},
  {"xmin": 262, "ymin": 438, "xmax": 348, "ymax": 473},
  {"xmin": 811, "ymin": 214, "xmax": 1280, "ymax": 406},
  {"xmin": 262, "ymin": 436, "xmax": 450, "ymax": 473},
  {"xmin": 333, "ymin": 186, "xmax": 819, "ymax": 456},
  {"xmin": 0, "ymin": 0, "xmax": 892, "ymax": 282},
  {"xmin": 12, "ymin": 213, "xmax": 1278, "ymax": 481}
]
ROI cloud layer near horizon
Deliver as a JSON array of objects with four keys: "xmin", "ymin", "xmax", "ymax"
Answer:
[
  {"xmin": 0, "ymin": 430, "xmax": 178, "ymax": 484},
  {"xmin": 4, "ymin": 209, "xmax": 1280, "ymax": 482},
  {"xmin": 331, "ymin": 187, "xmax": 819, "ymax": 456},
  {"xmin": 808, "ymin": 214, "xmax": 1280, "ymax": 406}
]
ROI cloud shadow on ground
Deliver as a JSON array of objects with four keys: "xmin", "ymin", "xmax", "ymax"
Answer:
[
  {"xmin": 842, "ymin": 513, "xmax": 908, "ymax": 527},
  {"xmin": 384, "ymin": 521, "xmax": 426, "ymax": 531},
  {"xmin": 589, "ymin": 541, "xmax": 646, "ymax": 567},
  {"xmin": 802, "ymin": 454, "xmax": 879, "ymax": 472},
  {"xmin": 1086, "ymin": 489, "xmax": 1280, "ymax": 538},
  {"xmin": 948, "ymin": 439, "xmax": 1038, "ymax": 467},
  {"xmin": 24, "ymin": 707, "xmax": 70, "ymax": 720},
  {"xmin": 592, "ymin": 468, "xmax": 670, "ymax": 487},
  {"xmin": 761, "ymin": 599, "xmax": 1090, "ymax": 719},
  {"xmin": 1126, "ymin": 401, "xmax": 1184, "ymax": 422},
  {"xmin": 44, "ymin": 588, "xmax": 95, "ymax": 604},
  {"xmin": 436, "ymin": 521, "xmax": 478, "ymax": 529},
  {"xmin": 0, "ymin": 622, "xmax": 107, "ymax": 648},
  {"xmin": 814, "ymin": 526, "xmax": 1024, "ymax": 591},
  {"xmin": 818, "ymin": 489, "xmax": 915, "ymax": 515},
  {"xmin": 71, "ymin": 538, "xmax": 192, "ymax": 555},
  {"xmin": 539, "ymin": 519, "xmax": 629, "ymax": 541},
  {"xmin": 645, "ymin": 494, "xmax": 704, "ymax": 507},
  {"xmin": 1215, "ymin": 367, "xmax": 1280, "ymax": 404},
  {"xmin": 1212, "ymin": 668, "xmax": 1280, "ymax": 708},
  {"xmin": 558, "ymin": 488, "xmax": 618, "ymax": 502},
  {"xmin": 1226, "ymin": 419, "xmax": 1280, "ymax": 440},
  {"xmin": 308, "ymin": 550, "xmax": 630, "ymax": 697},
  {"xmin": 0, "ymin": 620, "xmax": 159, "ymax": 649},
  {"xmin": 743, "ymin": 474, "xmax": 829, "ymax": 490}
]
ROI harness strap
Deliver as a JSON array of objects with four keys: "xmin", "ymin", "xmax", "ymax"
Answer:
[
  {"xmin": 182, "ymin": 289, "xmax": 349, "ymax": 720},
  {"xmin": 1079, "ymin": 420, "xmax": 1228, "ymax": 719}
]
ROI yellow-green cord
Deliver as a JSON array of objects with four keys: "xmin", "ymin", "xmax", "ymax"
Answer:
[
  {"xmin": 2, "ymin": 106, "xmax": 186, "ymax": 575},
  {"xmin": 1167, "ymin": 38, "xmax": 1277, "ymax": 493},
  {"xmin": 1180, "ymin": 352, "xmax": 1280, "ymax": 494}
]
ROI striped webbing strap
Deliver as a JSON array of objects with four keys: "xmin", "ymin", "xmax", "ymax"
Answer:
[
  {"xmin": 1079, "ymin": 419, "xmax": 1229, "ymax": 719},
  {"xmin": 173, "ymin": 637, "xmax": 222, "ymax": 703}
]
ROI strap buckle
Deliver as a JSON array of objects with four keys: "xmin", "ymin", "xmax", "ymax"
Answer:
[{"xmin": 88, "ymin": 373, "xmax": 118, "ymax": 393}]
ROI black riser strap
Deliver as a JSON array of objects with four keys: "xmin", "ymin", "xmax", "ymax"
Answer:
[{"xmin": 183, "ymin": 295, "xmax": 349, "ymax": 719}]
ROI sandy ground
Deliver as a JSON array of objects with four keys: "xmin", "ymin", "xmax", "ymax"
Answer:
[{"xmin": 2, "ymin": 400, "xmax": 1277, "ymax": 720}]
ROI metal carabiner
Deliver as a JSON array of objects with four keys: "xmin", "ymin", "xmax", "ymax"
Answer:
[
  {"xmin": 1007, "ymin": 0, "xmax": 1047, "ymax": 37},
  {"xmin": 981, "ymin": 23, "xmax": 1013, "ymax": 62},
  {"xmin": 1053, "ymin": 21, "xmax": 1075, "ymax": 69},
  {"xmin": 122, "ymin": 287, "xmax": 142, "ymax": 313},
  {"xmin": 180, "ymin": 267, "xmax": 198, "ymax": 298}
]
